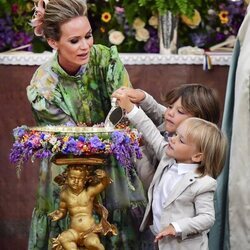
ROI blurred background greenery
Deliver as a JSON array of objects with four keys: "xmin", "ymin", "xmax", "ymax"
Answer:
[{"xmin": 0, "ymin": 0, "xmax": 247, "ymax": 53}]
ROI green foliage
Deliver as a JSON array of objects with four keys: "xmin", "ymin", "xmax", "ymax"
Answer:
[
  {"xmin": 0, "ymin": 0, "xmax": 51, "ymax": 53},
  {"xmin": 138, "ymin": 0, "xmax": 203, "ymax": 17},
  {"xmin": 0, "ymin": 0, "xmax": 246, "ymax": 53}
]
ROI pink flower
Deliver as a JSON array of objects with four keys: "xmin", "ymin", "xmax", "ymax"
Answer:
[
  {"xmin": 30, "ymin": 0, "xmax": 46, "ymax": 36},
  {"xmin": 11, "ymin": 4, "xmax": 19, "ymax": 14},
  {"xmin": 115, "ymin": 6, "xmax": 125, "ymax": 14}
]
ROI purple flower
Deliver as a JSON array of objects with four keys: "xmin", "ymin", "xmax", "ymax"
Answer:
[
  {"xmin": 9, "ymin": 126, "xmax": 142, "ymax": 173},
  {"xmin": 111, "ymin": 131, "xmax": 125, "ymax": 144},
  {"xmin": 144, "ymin": 27, "xmax": 159, "ymax": 53},
  {"xmin": 11, "ymin": 31, "xmax": 32, "ymax": 48},
  {"xmin": 78, "ymin": 135, "xmax": 86, "ymax": 142},
  {"xmin": 34, "ymin": 149, "xmax": 52, "ymax": 159},
  {"xmin": 110, "ymin": 131, "xmax": 141, "ymax": 169},
  {"xmin": 190, "ymin": 32, "xmax": 210, "ymax": 48},
  {"xmin": 40, "ymin": 133, "xmax": 47, "ymax": 140},
  {"xmin": 215, "ymin": 32, "xmax": 227, "ymax": 43},
  {"xmin": 13, "ymin": 126, "xmax": 27, "ymax": 139},
  {"xmin": 89, "ymin": 135, "xmax": 105, "ymax": 150},
  {"xmin": 9, "ymin": 142, "xmax": 24, "ymax": 163},
  {"xmin": 65, "ymin": 121, "xmax": 76, "ymax": 126},
  {"xmin": 62, "ymin": 137, "xmax": 78, "ymax": 154},
  {"xmin": 144, "ymin": 36, "xmax": 159, "ymax": 53}
]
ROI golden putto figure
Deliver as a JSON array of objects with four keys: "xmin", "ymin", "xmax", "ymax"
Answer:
[{"xmin": 49, "ymin": 165, "xmax": 117, "ymax": 250}]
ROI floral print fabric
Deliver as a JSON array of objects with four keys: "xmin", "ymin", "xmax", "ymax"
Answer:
[{"xmin": 27, "ymin": 44, "xmax": 149, "ymax": 250}]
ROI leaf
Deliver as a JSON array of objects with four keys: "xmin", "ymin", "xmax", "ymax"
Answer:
[{"xmin": 90, "ymin": 81, "xmax": 98, "ymax": 90}]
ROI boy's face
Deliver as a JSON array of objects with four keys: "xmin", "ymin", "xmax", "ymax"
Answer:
[
  {"xmin": 67, "ymin": 169, "xmax": 86, "ymax": 193},
  {"xmin": 164, "ymin": 97, "xmax": 192, "ymax": 133},
  {"xmin": 166, "ymin": 121, "xmax": 201, "ymax": 163}
]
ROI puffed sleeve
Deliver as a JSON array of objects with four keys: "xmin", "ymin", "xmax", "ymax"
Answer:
[
  {"xmin": 106, "ymin": 45, "xmax": 131, "ymax": 90},
  {"xmin": 91, "ymin": 45, "xmax": 132, "ymax": 95},
  {"xmin": 27, "ymin": 66, "xmax": 74, "ymax": 126}
]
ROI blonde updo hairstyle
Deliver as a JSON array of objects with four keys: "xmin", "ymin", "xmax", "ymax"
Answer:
[{"xmin": 32, "ymin": 0, "xmax": 87, "ymax": 41}]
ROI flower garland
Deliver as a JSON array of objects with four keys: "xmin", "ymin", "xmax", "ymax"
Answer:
[{"xmin": 9, "ymin": 126, "xmax": 142, "ymax": 176}]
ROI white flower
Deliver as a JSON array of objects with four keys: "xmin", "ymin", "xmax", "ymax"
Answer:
[
  {"xmin": 49, "ymin": 136, "xmax": 58, "ymax": 145},
  {"xmin": 133, "ymin": 18, "xmax": 145, "ymax": 30},
  {"xmin": 43, "ymin": 133, "xmax": 50, "ymax": 140},
  {"xmin": 109, "ymin": 30, "xmax": 125, "ymax": 45},
  {"xmin": 148, "ymin": 15, "xmax": 158, "ymax": 28},
  {"xmin": 135, "ymin": 28, "xmax": 149, "ymax": 42},
  {"xmin": 208, "ymin": 9, "xmax": 216, "ymax": 16}
]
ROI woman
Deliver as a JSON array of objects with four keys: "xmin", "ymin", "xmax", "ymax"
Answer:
[{"xmin": 27, "ymin": 0, "xmax": 147, "ymax": 249}]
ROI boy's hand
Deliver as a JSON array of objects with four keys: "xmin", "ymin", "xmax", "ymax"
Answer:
[
  {"xmin": 115, "ymin": 87, "xmax": 146, "ymax": 103},
  {"xmin": 112, "ymin": 88, "xmax": 134, "ymax": 113},
  {"xmin": 154, "ymin": 224, "xmax": 176, "ymax": 242}
]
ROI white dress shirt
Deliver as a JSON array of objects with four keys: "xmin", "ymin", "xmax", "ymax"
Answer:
[
  {"xmin": 126, "ymin": 106, "xmax": 199, "ymax": 235},
  {"xmin": 152, "ymin": 162, "xmax": 199, "ymax": 234}
]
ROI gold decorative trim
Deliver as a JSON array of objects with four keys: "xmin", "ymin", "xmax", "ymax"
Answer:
[
  {"xmin": 52, "ymin": 156, "xmax": 107, "ymax": 166},
  {"xmin": 30, "ymin": 125, "xmax": 116, "ymax": 134}
]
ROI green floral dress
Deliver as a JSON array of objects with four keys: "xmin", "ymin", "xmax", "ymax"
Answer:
[{"xmin": 27, "ymin": 45, "xmax": 149, "ymax": 249}]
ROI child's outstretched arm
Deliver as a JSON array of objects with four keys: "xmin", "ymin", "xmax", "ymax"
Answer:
[
  {"xmin": 114, "ymin": 87, "xmax": 166, "ymax": 127},
  {"xmin": 113, "ymin": 89, "xmax": 167, "ymax": 160},
  {"xmin": 115, "ymin": 86, "xmax": 146, "ymax": 104}
]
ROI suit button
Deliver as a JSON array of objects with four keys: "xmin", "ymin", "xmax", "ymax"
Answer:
[{"xmin": 189, "ymin": 179, "xmax": 193, "ymax": 181}]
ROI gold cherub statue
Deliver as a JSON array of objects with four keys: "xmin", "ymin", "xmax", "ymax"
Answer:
[{"xmin": 48, "ymin": 165, "xmax": 117, "ymax": 250}]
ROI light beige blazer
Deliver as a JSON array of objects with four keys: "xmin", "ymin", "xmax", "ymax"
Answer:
[{"xmin": 129, "ymin": 108, "xmax": 216, "ymax": 250}]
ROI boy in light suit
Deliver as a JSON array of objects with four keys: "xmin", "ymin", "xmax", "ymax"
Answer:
[
  {"xmin": 113, "ymin": 89, "xmax": 227, "ymax": 250},
  {"xmin": 116, "ymin": 84, "xmax": 220, "ymax": 192}
]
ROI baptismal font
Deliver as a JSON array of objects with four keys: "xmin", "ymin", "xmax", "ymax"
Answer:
[{"xmin": 10, "ymin": 100, "xmax": 141, "ymax": 250}]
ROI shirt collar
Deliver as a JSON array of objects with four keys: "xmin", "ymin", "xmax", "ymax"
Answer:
[
  {"xmin": 172, "ymin": 160, "xmax": 199, "ymax": 175},
  {"xmin": 51, "ymin": 52, "xmax": 87, "ymax": 78}
]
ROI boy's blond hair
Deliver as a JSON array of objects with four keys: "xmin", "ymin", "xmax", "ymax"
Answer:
[{"xmin": 183, "ymin": 117, "xmax": 227, "ymax": 178}]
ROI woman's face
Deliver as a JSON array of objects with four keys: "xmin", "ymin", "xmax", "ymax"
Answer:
[
  {"xmin": 164, "ymin": 97, "xmax": 193, "ymax": 133},
  {"xmin": 50, "ymin": 16, "xmax": 94, "ymax": 75}
]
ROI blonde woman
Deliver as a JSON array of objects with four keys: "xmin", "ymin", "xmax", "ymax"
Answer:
[{"xmin": 28, "ymin": 0, "xmax": 147, "ymax": 249}]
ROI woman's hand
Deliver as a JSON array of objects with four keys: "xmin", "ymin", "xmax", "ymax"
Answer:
[
  {"xmin": 154, "ymin": 224, "xmax": 176, "ymax": 242},
  {"xmin": 114, "ymin": 87, "xmax": 146, "ymax": 103},
  {"xmin": 112, "ymin": 88, "xmax": 135, "ymax": 113}
]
